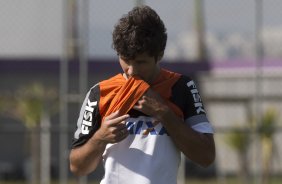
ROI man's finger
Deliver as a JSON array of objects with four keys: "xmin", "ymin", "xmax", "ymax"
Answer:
[
  {"xmin": 104, "ymin": 111, "xmax": 120, "ymax": 121},
  {"xmin": 133, "ymin": 105, "xmax": 140, "ymax": 110},
  {"xmin": 108, "ymin": 114, "xmax": 130, "ymax": 126}
]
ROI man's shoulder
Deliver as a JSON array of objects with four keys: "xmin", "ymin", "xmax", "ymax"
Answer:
[
  {"xmin": 173, "ymin": 74, "xmax": 194, "ymax": 88},
  {"xmin": 89, "ymin": 83, "xmax": 100, "ymax": 92},
  {"xmin": 99, "ymin": 73, "xmax": 124, "ymax": 85},
  {"xmin": 88, "ymin": 73, "xmax": 122, "ymax": 91}
]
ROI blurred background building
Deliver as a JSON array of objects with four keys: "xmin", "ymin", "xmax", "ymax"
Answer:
[{"xmin": 0, "ymin": 0, "xmax": 282, "ymax": 184}]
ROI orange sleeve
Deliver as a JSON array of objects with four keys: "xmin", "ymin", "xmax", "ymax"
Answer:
[{"xmin": 99, "ymin": 75, "xmax": 149, "ymax": 121}]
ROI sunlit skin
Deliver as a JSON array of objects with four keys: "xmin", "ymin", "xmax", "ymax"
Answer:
[
  {"xmin": 120, "ymin": 54, "xmax": 215, "ymax": 168},
  {"xmin": 119, "ymin": 53, "xmax": 170, "ymax": 120},
  {"xmin": 69, "ymin": 53, "xmax": 215, "ymax": 176},
  {"xmin": 119, "ymin": 53, "xmax": 161, "ymax": 84}
]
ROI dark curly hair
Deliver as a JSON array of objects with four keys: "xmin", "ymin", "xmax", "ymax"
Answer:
[{"xmin": 112, "ymin": 5, "xmax": 167, "ymax": 61}]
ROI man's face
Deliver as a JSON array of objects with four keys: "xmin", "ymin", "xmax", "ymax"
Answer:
[{"xmin": 119, "ymin": 53, "xmax": 160, "ymax": 84}]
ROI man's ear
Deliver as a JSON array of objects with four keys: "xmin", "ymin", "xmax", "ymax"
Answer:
[{"xmin": 156, "ymin": 52, "xmax": 164, "ymax": 62}]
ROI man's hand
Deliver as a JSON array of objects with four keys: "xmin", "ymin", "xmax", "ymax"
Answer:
[
  {"xmin": 133, "ymin": 88, "xmax": 170, "ymax": 120},
  {"xmin": 94, "ymin": 111, "xmax": 129, "ymax": 144}
]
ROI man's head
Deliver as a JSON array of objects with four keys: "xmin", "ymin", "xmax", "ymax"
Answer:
[{"xmin": 112, "ymin": 5, "xmax": 167, "ymax": 62}]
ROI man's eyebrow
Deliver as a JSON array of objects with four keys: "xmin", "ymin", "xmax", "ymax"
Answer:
[
  {"xmin": 135, "ymin": 59, "xmax": 145, "ymax": 62},
  {"xmin": 135, "ymin": 58, "xmax": 148, "ymax": 62}
]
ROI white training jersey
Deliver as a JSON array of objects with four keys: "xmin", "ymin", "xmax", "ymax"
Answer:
[
  {"xmin": 71, "ymin": 75, "xmax": 214, "ymax": 184},
  {"xmin": 101, "ymin": 116, "xmax": 180, "ymax": 184}
]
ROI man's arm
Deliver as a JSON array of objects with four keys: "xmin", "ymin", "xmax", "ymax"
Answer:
[
  {"xmin": 69, "ymin": 133, "xmax": 107, "ymax": 176},
  {"xmin": 69, "ymin": 111, "xmax": 130, "ymax": 176},
  {"xmin": 133, "ymin": 89, "xmax": 215, "ymax": 167},
  {"xmin": 157, "ymin": 109, "xmax": 215, "ymax": 167}
]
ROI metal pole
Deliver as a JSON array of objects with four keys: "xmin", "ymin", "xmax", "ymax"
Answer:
[
  {"xmin": 59, "ymin": 0, "xmax": 70, "ymax": 184},
  {"xmin": 254, "ymin": 0, "xmax": 264, "ymax": 184},
  {"xmin": 78, "ymin": 0, "xmax": 89, "ymax": 183},
  {"xmin": 59, "ymin": 41, "xmax": 68, "ymax": 184},
  {"xmin": 79, "ymin": 0, "xmax": 89, "ymax": 97},
  {"xmin": 40, "ymin": 108, "xmax": 51, "ymax": 184},
  {"xmin": 194, "ymin": 0, "xmax": 207, "ymax": 61}
]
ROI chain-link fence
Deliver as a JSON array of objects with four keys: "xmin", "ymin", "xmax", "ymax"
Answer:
[{"xmin": 1, "ymin": 0, "xmax": 282, "ymax": 184}]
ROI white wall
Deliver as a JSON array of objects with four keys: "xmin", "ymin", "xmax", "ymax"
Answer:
[{"xmin": 0, "ymin": 0, "xmax": 64, "ymax": 58}]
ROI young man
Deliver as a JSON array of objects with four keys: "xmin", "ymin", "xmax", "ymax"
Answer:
[{"xmin": 70, "ymin": 5, "xmax": 215, "ymax": 184}]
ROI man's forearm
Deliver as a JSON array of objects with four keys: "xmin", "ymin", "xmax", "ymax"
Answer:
[
  {"xmin": 158, "ymin": 110, "xmax": 215, "ymax": 167},
  {"xmin": 69, "ymin": 134, "xmax": 107, "ymax": 176}
]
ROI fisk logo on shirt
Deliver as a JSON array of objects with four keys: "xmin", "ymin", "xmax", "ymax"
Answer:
[
  {"xmin": 81, "ymin": 99, "xmax": 97, "ymax": 134},
  {"xmin": 187, "ymin": 80, "xmax": 205, "ymax": 114}
]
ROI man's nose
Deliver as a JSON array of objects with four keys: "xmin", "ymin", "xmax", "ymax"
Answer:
[{"xmin": 127, "ymin": 65, "xmax": 137, "ymax": 76}]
